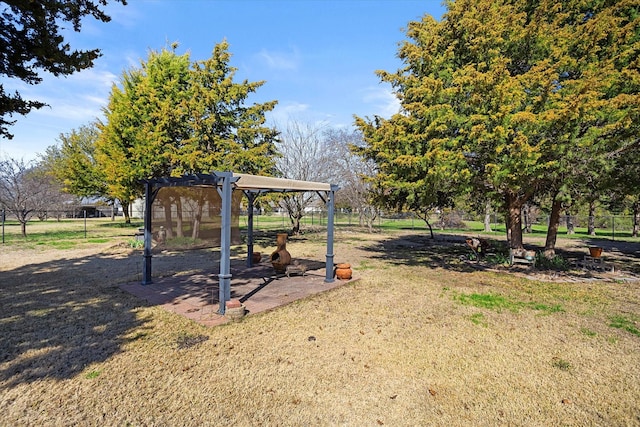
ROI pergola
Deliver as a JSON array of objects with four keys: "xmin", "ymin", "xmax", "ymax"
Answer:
[{"xmin": 140, "ymin": 171, "xmax": 339, "ymax": 314}]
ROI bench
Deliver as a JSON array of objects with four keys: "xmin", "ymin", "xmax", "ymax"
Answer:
[
  {"xmin": 509, "ymin": 249, "xmax": 536, "ymax": 267},
  {"xmin": 580, "ymin": 255, "xmax": 611, "ymax": 272}
]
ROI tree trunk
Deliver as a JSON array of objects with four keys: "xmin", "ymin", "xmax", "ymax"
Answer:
[
  {"xmin": 522, "ymin": 203, "xmax": 532, "ymax": 233},
  {"xmin": 191, "ymin": 212, "xmax": 201, "ymax": 240},
  {"xmin": 544, "ymin": 197, "xmax": 562, "ymax": 258},
  {"xmin": 425, "ymin": 218, "xmax": 435, "ymax": 239},
  {"xmin": 588, "ymin": 200, "xmax": 596, "ymax": 236},
  {"xmin": 565, "ymin": 210, "xmax": 574, "ymax": 235},
  {"xmin": 20, "ymin": 220, "xmax": 27, "ymax": 237},
  {"xmin": 505, "ymin": 192, "xmax": 524, "ymax": 249},
  {"xmin": 483, "ymin": 200, "xmax": 492, "ymax": 232},
  {"xmin": 175, "ymin": 198, "xmax": 184, "ymax": 238},
  {"xmin": 633, "ymin": 198, "xmax": 640, "ymax": 238},
  {"xmin": 121, "ymin": 200, "xmax": 131, "ymax": 224},
  {"xmin": 291, "ymin": 215, "xmax": 301, "ymax": 235},
  {"xmin": 162, "ymin": 201, "xmax": 174, "ymax": 239},
  {"xmin": 191, "ymin": 192, "xmax": 205, "ymax": 240}
]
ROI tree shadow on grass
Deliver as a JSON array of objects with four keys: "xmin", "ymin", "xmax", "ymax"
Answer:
[
  {"xmin": 358, "ymin": 232, "xmax": 640, "ymax": 275},
  {"xmin": 359, "ymin": 233, "xmax": 497, "ymax": 273},
  {"xmin": 0, "ymin": 252, "xmax": 154, "ymax": 388}
]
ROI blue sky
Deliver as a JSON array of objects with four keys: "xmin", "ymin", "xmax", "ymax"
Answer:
[{"xmin": 1, "ymin": 0, "xmax": 445, "ymax": 161}]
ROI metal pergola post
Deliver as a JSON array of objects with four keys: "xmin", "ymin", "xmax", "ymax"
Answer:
[
  {"xmin": 245, "ymin": 191, "xmax": 257, "ymax": 267},
  {"xmin": 324, "ymin": 185, "xmax": 338, "ymax": 283},
  {"xmin": 216, "ymin": 172, "xmax": 235, "ymax": 315},
  {"xmin": 142, "ymin": 182, "xmax": 154, "ymax": 285}
]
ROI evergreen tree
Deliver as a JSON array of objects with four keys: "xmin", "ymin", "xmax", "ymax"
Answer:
[
  {"xmin": 0, "ymin": 0, "xmax": 126, "ymax": 138},
  {"xmin": 356, "ymin": 0, "xmax": 640, "ymax": 249}
]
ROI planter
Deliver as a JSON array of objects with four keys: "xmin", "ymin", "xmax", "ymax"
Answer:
[
  {"xmin": 252, "ymin": 252, "xmax": 262, "ymax": 264},
  {"xmin": 225, "ymin": 300, "xmax": 246, "ymax": 321},
  {"xmin": 589, "ymin": 247, "xmax": 603, "ymax": 258},
  {"xmin": 335, "ymin": 263, "xmax": 352, "ymax": 280}
]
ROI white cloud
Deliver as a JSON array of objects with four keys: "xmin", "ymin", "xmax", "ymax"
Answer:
[
  {"xmin": 257, "ymin": 48, "xmax": 300, "ymax": 71},
  {"xmin": 361, "ymin": 85, "xmax": 401, "ymax": 118},
  {"xmin": 67, "ymin": 68, "xmax": 118, "ymax": 89},
  {"xmin": 268, "ymin": 101, "xmax": 310, "ymax": 125}
]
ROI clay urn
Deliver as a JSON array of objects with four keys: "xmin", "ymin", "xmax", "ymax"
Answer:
[
  {"xmin": 335, "ymin": 263, "xmax": 352, "ymax": 280},
  {"xmin": 271, "ymin": 233, "xmax": 292, "ymax": 273}
]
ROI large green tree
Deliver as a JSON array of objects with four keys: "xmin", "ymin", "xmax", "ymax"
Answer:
[
  {"xmin": 356, "ymin": 0, "xmax": 639, "ymax": 249},
  {"xmin": 44, "ymin": 123, "xmax": 107, "ymax": 199},
  {"xmin": 96, "ymin": 42, "xmax": 278, "ymax": 224},
  {"xmin": 97, "ymin": 47, "xmax": 191, "ymax": 223},
  {"xmin": 177, "ymin": 40, "xmax": 279, "ymax": 175},
  {"xmin": 0, "ymin": 0, "xmax": 126, "ymax": 139}
]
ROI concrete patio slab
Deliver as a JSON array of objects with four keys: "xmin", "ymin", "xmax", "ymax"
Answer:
[{"xmin": 119, "ymin": 259, "xmax": 354, "ymax": 327}]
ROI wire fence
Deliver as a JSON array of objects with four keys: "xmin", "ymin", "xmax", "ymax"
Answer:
[{"xmin": 1, "ymin": 208, "xmax": 639, "ymax": 244}]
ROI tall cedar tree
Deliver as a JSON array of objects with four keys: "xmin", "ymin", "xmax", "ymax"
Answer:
[
  {"xmin": 0, "ymin": 0, "xmax": 126, "ymax": 138},
  {"xmin": 96, "ymin": 42, "xmax": 278, "ymax": 223},
  {"xmin": 355, "ymin": 0, "xmax": 639, "ymax": 249}
]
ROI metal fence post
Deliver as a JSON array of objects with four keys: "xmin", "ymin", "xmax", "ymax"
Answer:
[{"xmin": 612, "ymin": 215, "xmax": 615, "ymax": 241}]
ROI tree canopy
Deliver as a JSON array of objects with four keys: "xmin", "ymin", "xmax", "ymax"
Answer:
[
  {"xmin": 95, "ymin": 42, "xmax": 278, "ymax": 223},
  {"xmin": 0, "ymin": 0, "xmax": 126, "ymax": 139},
  {"xmin": 355, "ymin": 0, "xmax": 640, "ymax": 248}
]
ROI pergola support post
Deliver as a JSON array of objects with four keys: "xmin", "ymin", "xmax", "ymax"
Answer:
[
  {"xmin": 245, "ymin": 191, "xmax": 257, "ymax": 267},
  {"xmin": 142, "ymin": 182, "xmax": 153, "ymax": 285},
  {"xmin": 217, "ymin": 172, "xmax": 234, "ymax": 314},
  {"xmin": 324, "ymin": 186, "xmax": 338, "ymax": 283}
]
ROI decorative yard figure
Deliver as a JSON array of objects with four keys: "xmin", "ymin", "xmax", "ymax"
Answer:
[{"xmin": 465, "ymin": 237, "xmax": 490, "ymax": 260}]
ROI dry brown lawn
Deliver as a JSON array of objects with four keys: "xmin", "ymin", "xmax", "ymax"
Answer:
[{"xmin": 1, "ymin": 228, "xmax": 639, "ymax": 426}]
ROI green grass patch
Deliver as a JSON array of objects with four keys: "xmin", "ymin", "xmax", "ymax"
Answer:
[
  {"xmin": 580, "ymin": 327, "xmax": 598, "ymax": 337},
  {"xmin": 485, "ymin": 252, "xmax": 510, "ymax": 265},
  {"xmin": 609, "ymin": 315, "xmax": 640, "ymax": 336},
  {"xmin": 357, "ymin": 260, "xmax": 376, "ymax": 271},
  {"xmin": 128, "ymin": 239, "xmax": 144, "ymax": 249},
  {"xmin": 456, "ymin": 293, "xmax": 517, "ymax": 312},
  {"xmin": 453, "ymin": 291, "xmax": 564, "ymax": 315},
  {"xmin": 87, "ymin": 238, "xmax": 110, "ymax": 244},
  {"xmin": 469, "ymin": 312, "xmax": 488, "ymax": 327},
  {"xmin": 552, "ymin": 357, "xmax": 572, "ymax": 371},
  {"xmin": 524, "ymin": 302, "xmax": 564, "ymax": 313},
  {"xmin": 34, "ymin": 240, "xmax": 78, "ymax": 249},
  {"xmin": 85, "ymin": 370, "xmax": 101, "ymax": 379},
  {"xmin": 535, "ymin": 253, "xmax": 571, "ymax": 270}
]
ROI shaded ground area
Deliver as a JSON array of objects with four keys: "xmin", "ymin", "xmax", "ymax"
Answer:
[
  {"xmin": 120, "ymin": 258, "xmax": 353, "ymax": 327},
  {"xmin": 367, "ymin": 232, "xmax": 640, "ymax": 279}
]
